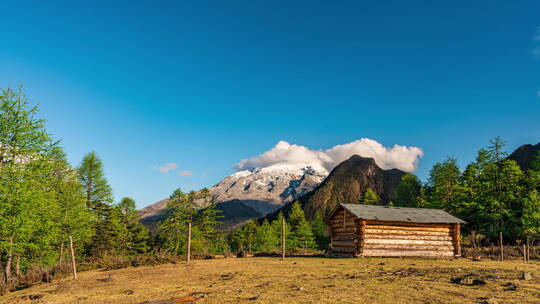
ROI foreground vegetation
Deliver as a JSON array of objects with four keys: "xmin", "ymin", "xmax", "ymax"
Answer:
[{"xmin": 1, "ymin": 257, "xmax": 539, "ymax": 304}]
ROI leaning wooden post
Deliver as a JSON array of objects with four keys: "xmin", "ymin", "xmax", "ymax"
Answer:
[
  {"xmin": 69, "ymin": 236, "xmax": 77, "ymax": 280},
  {"xmin": 281, "ymin": 216, "xmax": 286, "ymax": 261},
  {"xmin": 186, "ymin": 221, "xmax": 192, "ymax": 266},
  {"xmin": 499, "ymin": 232, "xmax": 504, "ymax": 261}
]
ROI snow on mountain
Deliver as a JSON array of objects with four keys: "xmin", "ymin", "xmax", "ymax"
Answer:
[
  {"xmin": 210, "ymin": 162, "xmax": 328, "ymax": 215},
  {"xmin": 139, "ymin": 162, "xmax": 328, "ymax": 225}
]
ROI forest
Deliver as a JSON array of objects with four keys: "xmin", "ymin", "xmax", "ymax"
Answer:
[{"xmin": 0, "ymin": 87, "xmax": 539, "ymax": 293}]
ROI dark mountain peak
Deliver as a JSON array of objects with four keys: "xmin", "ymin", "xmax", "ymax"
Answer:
[
  {"xmin": 508, "ymin": 143, "xmax": 540, "ymax": 170},
  {"xmin": 265, "ymin": 154, "xmax": 407, "ymax": 222}
]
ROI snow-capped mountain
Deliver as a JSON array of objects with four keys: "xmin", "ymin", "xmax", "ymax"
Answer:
[
  {"xmin": 211, "ymin": 162, "xmax": 328, "ymax": 215},
  {"xmin": 139, "ymin": 162, "xmax": 328, "ymax": 226}
]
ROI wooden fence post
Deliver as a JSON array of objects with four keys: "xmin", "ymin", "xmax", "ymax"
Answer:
[
  {"xmin": 59, "ymin": 242, "xmax": 64, "ymax": 265},
  {"xmin": 186, "ymin": 222, "xmax": 192, "ymax": 266},
  {"xmin": 69, "ymin": 236, "xmax": 77, "ymax": 280},
  {"xmin": 499, "ymin": 232, "xmax": 504, "ymax": 262},
  {"xmin": 527, "ymin": 237, "xmax": 531, "ymax": 262},
  {"xmin": 453, "ymin": 223, "xmax": 461, "ymax": 257},
  {"xmin": 523, "ymin": 244, "xmax": 527, "ymax": 263},
  {"xmin": 281, "ymin": 216, "xmax": 286, "ymax": 261}
]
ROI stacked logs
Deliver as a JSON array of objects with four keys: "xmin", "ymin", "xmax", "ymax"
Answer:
[
  {"xmin": 360, "ymin": 221, "xmax": 456, "ymax": 257},
  {"xmin": 327, "ymin": 208, "xmax": 461, "ymax": 258},
  {"xmin": 328, "ymin": 209, "xmax": 359, "ymax": 256}
]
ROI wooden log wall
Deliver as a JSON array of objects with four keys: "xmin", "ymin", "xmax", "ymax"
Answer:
[
  {"xmin": 328, "ymin": 209, "xmax": 358, "ymax": 255},
  {"xmin": 360, "ymin": 220, "xmax": 458, "ymax": 258}
]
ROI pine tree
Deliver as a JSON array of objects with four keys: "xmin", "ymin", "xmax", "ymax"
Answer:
[
  {"xmin": 50, "ymin": 150, "xmax": 95, "ymax": 262},
  {"xmin": 78, "ymin": 152, "xmax": 113, "ymax": 212},
  {"xmin": 395, "ymin": 173, "xmax": 423, "ymax": 207},
  {"xmin": 117, "ymin": 197, "xmax": 150, "ymax": 255},
  {"xmin": 194, "ymin": 189, "xmax": 224, "ymax": 253},
  {"xmin": 522, "ymin": 190, "xmax": 540, "ymax": 236},
  {"xmin": 0, "ymin": 87, "xmax": 59, "ymax": 280},
  {"xmin": 271, "ymin": 211, "xmax": 290, "ymax": 252},
  {"xmin": 77, "ymin": 152, "xmax": 120, "ymax": 256},
  {"xmin": 254, "ymin": 220, "xmax": 279, "ymax": 252},
  {"xmin": 158, "ymin": 189, "xmax": 198, "ymax": 254},
  {"xmin": 311, "ymin": 213, "xmax": 329, "ymax": 250},
  {"xmin": 288, "ymin": 201, "xmax": 315, "ymax": 250},
  {"xmin": 242, "ymin": 220, "xmax": 258, "ymax": 253},
  {"xmin": 358, "ymin": 188, "xmax": 380, "ymax": 205},
  {"xmin": 427, "ymin": 157, "xmax": 462, "ymax": 211}
]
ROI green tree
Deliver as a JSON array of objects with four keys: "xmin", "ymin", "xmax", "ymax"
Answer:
[
  {"xmin": 254, "ymin": 220, "xmax": 279, "ymax": 252},
  {"xmin": 193, "ymin": 189, "xmax": 225, "ymax": 253},
  {"xmin": 358, "ymin": 188, "xmax": 380, "ymax": 205},
  {"xmin": 427, "ymin": 157, "xmax": 462, "ymax": 211},
  {"xmin": 117, "ymin": 197, "xmax": 150, "ymax": 255},
  {"xmin": 270, "ymin": 211, "xmax": 290, "ymax": 252},
  {"xmin": 78, "ymin": 152, "xmax": 113, "ymax": 212},
  {"xmin": 311, "ymin": 213, "xmax": 328, "ymax": 250},
  {"xmin": 522, "ymin": 190, "xmax": 540, "ymax": 235},
  {"xmin": 395, "ymin": 173, "xmax": 423, "ymax": 207},
  {"xmin": 0, "ymin": 87, "xmax": 59, "ymax": 280},
  {"xmin": 50, "ymin": 151, "xmax": 95, "ymax": 262},
  {"xmin": 288, "ymin": 202, "xmax": 315, "ymax": 250},
  {"xmin": 158, "ymin": 189, "xmax": 197, "ymax": 254}
]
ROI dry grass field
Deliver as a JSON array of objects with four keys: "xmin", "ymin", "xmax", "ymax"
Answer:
[{"xmin": 1, "ymin": 257, "xmax": 539, "ymax": 304}]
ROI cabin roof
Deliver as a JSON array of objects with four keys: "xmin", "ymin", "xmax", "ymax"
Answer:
[{"xmin": 335, "ymin": 204, "xmax": 466, "ymax": 224}]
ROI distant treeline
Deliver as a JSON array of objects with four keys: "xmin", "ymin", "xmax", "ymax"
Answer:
[{"xmin": 388, "ymin": 137, "xmax": 540, "ymax": 245}]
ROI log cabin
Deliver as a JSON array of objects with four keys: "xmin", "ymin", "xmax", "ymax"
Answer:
[{"xmin": 325, "ymin": 204, "xmax": 465, "ymax": 258}]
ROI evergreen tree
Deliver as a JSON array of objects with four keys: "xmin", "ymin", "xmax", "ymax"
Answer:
[
  {"xmin": 50, "ymin": 150, "xmax": 95, "ymax": 262},
  {"xmin": 254, "ymin": 220, "xmax": 279, "ymax": 252},
  {"xmin": 78, "ymin": 152, "xmax": 113, "ymax": 213},
  {"xmin": 427, "ymin": 157, "xmax": 462, "ymax": 211},
  {"xmin": 525, "ymin": 151, "xmax": 540, "ymax": 192},
  {"xmin": 0, "ymin": 87, "xmax": 59, "ymax": 280},
  {"xmin": 271, "ymin": 211, "xmax": 290, "ymax": 252},
  {"xmin": 158, "ymin": 189, "xmax": 197, "ymax": 254},
  {"xmin": 117, "ymin": 197, "xmax": 150, "ymax": 255},
  {"xmin": 522, "ymin": 190, "xmax": 540, "ymax": 236},
  {"xmin": 311, "ymin": 213, "xmax": 329, "ymax": 250},
  {"xmin": 288, "ymin": 201, "xmax": 315, "ymax": 250},
  {"xmin": 395, "ymin": 173, "xmax": 423, "ymax": 207},
  {"xmin": 193, "ymin": 189, "xmax": 225, "ymax": 253},
  {"xmin": 358, "ymin": 188, "xmax": 380, "ymax": 205}
]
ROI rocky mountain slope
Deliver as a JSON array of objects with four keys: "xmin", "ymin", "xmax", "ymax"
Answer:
[
  {"xmin": 266, "ymin": 155, "xmax": 406, "ymax": 221},
  {"xmin": 139, "ymin": 162, "xmax": 328, "ymax": 227},
  {"xmin": 508, "ymin": 143, "xmax": 540, "ymax": 170}
]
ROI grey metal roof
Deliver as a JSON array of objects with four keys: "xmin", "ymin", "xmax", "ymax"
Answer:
[{"xmin": 340, "ymin": 204, "xmax": 466, "ymax": 224}]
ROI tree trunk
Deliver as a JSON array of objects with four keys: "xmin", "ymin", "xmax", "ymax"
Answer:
[
  {"xmin": 0, "ymin": 256, "xmax": 4, "ymax": 284},
  {"xmin": 59, "ymin": 242, "xmax": 64, "ymax": 264},
  {"xmin": 186, "ymin": 222, "xmax": 192, "ymax": 266},
  {"xmin": 4, "ymin": 238, "xmax": 13, "ymax": 282},
  {"xmin": 15, "ymin": 256, "xmax": 20, "ymax": 277},
  {"xmin": 69, "ymin": 236, "xmax": 77, "ymax": 280},
  {"xmin": 281, "ymin": 216, "xmax": 286, "ymax": 260}
]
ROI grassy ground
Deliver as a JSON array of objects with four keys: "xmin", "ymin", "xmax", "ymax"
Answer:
[{"xmin": 1, "ymin": 257, "xmax": 539, "ymax": 304}]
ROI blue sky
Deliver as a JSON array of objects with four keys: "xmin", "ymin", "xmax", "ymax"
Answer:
[{"xmin": 1, "ymin": 0, "xmax": 539, "ymax": 208}]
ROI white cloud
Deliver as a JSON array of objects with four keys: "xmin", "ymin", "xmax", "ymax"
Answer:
[
  {"xmin": 234, "ymin": 138, "xmax": 423, "ymax": 173},
  {"xmin": 158, "ymin": 162, "xmax": 178, "ymax": 173},
  {"xmin": 179, "ymin": 170, "xmax": 193, "ymax": 176}
]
